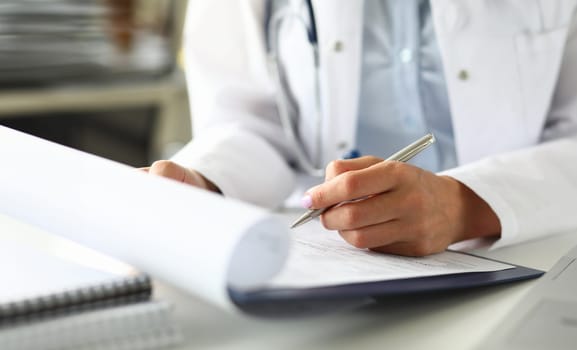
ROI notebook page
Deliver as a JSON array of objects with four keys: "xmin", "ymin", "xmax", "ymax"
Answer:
[{"xmin": 0, "ymin": 238, "xmax": 131, "ymax": 303}]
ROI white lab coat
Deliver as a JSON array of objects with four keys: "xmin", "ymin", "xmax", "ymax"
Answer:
[{"xmin": 174, "ymin": 0, "xmax": 577, "ymax": 249}]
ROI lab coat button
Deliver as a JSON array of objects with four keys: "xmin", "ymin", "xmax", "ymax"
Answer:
[
  {"xmin": 458, "ymin": 70, "xmax": 469, "ymax": 81},
  {"xmin": 333, "ymin": 41, "xmax": 344, "ymax": 52}
]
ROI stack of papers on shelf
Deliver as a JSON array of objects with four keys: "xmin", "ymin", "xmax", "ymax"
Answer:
[{"xmin": 0, "ymin": 0, "xmax": 174, "ymax": 86}]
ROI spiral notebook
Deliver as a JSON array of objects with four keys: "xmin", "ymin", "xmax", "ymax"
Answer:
[
  {"xmin": 0, "ymin": 238, "xmax": 153, "ymax": 325},
  {"xmin": 0, "ymin": 236, "xmax": 182, "ymax": 349}
]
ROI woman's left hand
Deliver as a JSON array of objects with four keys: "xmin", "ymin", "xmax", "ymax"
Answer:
[{"xmin": 302, "ymin": 156, "xmax": 501, "ymax": 256}]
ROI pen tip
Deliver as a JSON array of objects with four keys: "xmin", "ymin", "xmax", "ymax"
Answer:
[
  {"xmin": 290, "ymin": 219, "xmax": 304, "ymax": 229},
  {"xmin": 290, "ymin": 212, "xmax": 312, "ymax": 229}
]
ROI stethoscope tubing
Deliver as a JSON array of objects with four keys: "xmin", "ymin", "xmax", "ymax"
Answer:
[{"xmin": 267, "ymin": 3, "xmax": 325, "ymax": 177}]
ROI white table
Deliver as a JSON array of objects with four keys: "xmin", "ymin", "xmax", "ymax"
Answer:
[
  {"xmin": 2, "ymin": 213, "xmax": 576, "ymax": 350},
  {"xmin": 158, "ymin": 212, "xmax": 577, "ymax": 350}
]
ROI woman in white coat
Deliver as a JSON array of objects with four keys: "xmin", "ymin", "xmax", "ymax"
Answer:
[{"xmin": 148, "ymin": 0, "xmax": 577, "ymax": 256}]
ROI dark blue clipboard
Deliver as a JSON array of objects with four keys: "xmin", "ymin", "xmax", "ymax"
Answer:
[{"xmin": 229, "ymin": 253, "xmax": 543, "ymax": 307}]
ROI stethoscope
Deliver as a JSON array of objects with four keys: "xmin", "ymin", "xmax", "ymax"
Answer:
[{"xmin": 265, "ymin": 0, "xmax": 326, "ymax": 177}]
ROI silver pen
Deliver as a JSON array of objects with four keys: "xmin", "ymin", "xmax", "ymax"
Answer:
[{"xmin": 290, "ymin": 133, "xmax": 436, "ymax": 229}]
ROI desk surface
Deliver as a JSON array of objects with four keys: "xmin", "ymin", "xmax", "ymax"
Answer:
[
  {"xmin": 158, "ymin": 213, "xmax": 577, "ymax": 350},
  {"xmin": 2, "ymin": 213, "xmax": 576, "ymax": 350}
]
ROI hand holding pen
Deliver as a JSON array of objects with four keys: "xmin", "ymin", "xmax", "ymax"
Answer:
[
  {"xmin": 291, "ymin": 134, "xmax": 501, "ymax": 256},
  {"xmin": 292, "ymin": 134, "xmax": 436, "ymax": 228}
]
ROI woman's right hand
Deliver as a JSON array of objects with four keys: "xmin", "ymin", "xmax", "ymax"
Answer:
[{"xmin": 141, "ymin": 160, "xmax": 221, "ymax": 193}]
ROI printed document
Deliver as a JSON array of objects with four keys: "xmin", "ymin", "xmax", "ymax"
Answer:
[{"xmin": 267, "ymin": 226, "xmax": 513, "ymax": 289}]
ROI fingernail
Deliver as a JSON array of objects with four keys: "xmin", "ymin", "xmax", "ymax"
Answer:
[{"xmin": 301, "ymin": 194, "xmax": 313, "ymax": 209}]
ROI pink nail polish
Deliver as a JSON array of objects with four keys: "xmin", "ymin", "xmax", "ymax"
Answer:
[{"xmin": 301, "ymin": 194, "xmax": 313, "ymax": 209}]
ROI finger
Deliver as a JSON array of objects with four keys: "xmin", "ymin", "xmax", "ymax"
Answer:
[
  {"xmin": 337, "ymin": 220, "xmax": 412, "ymax": 250},
  {"xmin": 308, "ymin": 161, "xmax": 409, "ymax": 209},
  {"xmin": 148, "ymin": 160, "xmax": 188, "ymax": 183},
  {"xmin": 146, "ymin": 160, "xmax": 213, "ymax": 190},
  {"xmin": 139, "ymin": 167, "xmax": 150, "ymax": 173},
  {"xmin": 325, "ymin": 156, "xmax": 382, "ymax": 181},
  {"xmin": 321, "ymin": 190, "xmax": 404, "ymax": 230}
]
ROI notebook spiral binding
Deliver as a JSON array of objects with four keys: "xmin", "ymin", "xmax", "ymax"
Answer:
[{"xmin": 0, "ymin": 273, "xmax": 152, "ymax": 327}]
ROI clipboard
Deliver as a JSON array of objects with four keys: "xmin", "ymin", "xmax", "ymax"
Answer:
[{"xmin": 229, "ymin": 255, "xmax": 543, "ymax": 306}]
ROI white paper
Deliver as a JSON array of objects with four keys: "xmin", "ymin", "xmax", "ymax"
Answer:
[
  {"xmin": 0, "ymin": 238, "xmax": 133, "ymax": 303},
  {"xmin": 0, "ymin": 126, "xmax": 290, "ymax": 310},
  {"xmin": 266, "ymin": 223, "xmax": 513, "ymax": 289}
]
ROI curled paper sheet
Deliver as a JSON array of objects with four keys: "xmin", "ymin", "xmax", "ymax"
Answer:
[{"xmin": 0, "ymin": 126, "xmax": 290, "ymax": 311}]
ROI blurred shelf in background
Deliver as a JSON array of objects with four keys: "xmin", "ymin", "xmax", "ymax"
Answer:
[{"xmin": 0, "ymin": 0, "xmax": 190, "ymax": 167}]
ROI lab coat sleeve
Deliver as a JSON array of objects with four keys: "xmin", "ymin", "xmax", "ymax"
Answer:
[
  {"xmin": 443, "ymin": 11, "xmax": 577, "ymax": 249},
  {"xmin": 171, "ymin": 0, "xmax": 297, "ymax": 208}
]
